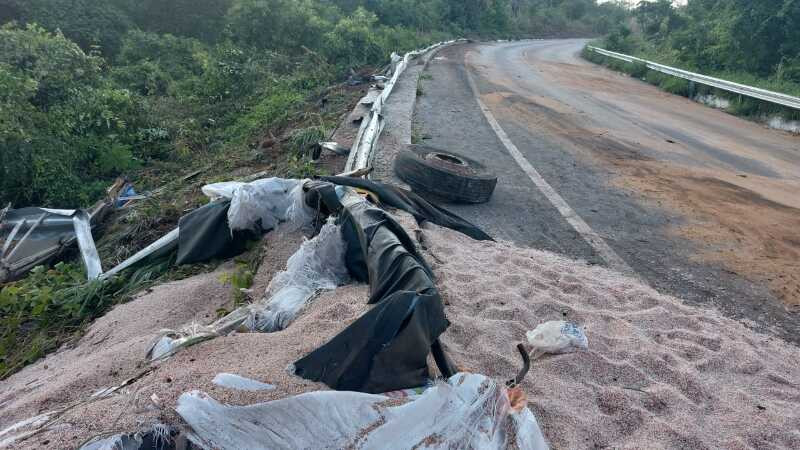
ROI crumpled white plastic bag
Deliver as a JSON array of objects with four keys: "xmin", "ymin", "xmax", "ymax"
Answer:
[
  {"xmin": 526, "ymin": 320, "xmax": 588, "ymax": 356},
  {"xmin": 201, "ymin": 178, "xmax": 314, "ymax": 232},
  {"xmin": 177, "ymin": 373, "xmax": 548, "ymax": 450}
]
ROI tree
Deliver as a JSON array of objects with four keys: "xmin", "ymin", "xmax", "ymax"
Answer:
[{"xmin": 226, "ymin": 0, "xmax": 328, "ymax": 53}]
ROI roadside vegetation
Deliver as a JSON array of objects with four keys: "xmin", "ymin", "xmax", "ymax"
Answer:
[
  {"xmin": 584, "ymin": 0, "xmax": 800, "ymax": 122},
  {"xmin": 0, "ymin": 0, "xmax": 630, "ymax": 378}
]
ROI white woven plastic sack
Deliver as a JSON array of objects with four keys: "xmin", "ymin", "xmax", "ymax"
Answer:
[
  {"xmin": 177, "ymin": 373, "xmax": 548, "ymax": 450},
  {"xmin": 201, "ymin": 178, "xmax": 314, "ymax": 232},
  {"xmin": 526, "ymin": 321, "xmax": 588, "ymax": 357}
]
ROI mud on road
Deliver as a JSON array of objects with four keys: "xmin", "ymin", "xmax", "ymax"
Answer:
[{"xmin": 412, "ymin": 40, "xmax": 800, "ymax": 343}]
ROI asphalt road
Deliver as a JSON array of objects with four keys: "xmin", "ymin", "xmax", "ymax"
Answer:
[{"xmin": 413, "ymin": 39, "xmax": 800, "ymax": 343}]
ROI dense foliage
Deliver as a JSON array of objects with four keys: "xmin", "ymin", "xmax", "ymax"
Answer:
[
  {"xmin": 0, "ymin": 0, "xmax": 627, "ymax": 208},
  {"xmin": 596, "ymin": 0, "xmax": 800, "ymax": 102}
]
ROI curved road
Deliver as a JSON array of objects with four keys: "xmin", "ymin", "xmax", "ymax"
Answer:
[{"xmin": 412, "ymin": 40, "xmax": 800, "ymax": 342}]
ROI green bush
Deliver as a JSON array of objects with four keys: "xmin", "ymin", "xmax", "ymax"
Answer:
[
  {"xmin": 0, "ymin": 24, "xmax": 148, "ymax": 207},
  {"xmin": 323, "ymin": 7, "xmax": 385, "ymax": 70},
  {"xmin": 11, "ymin": 0, "xmax": 132, "ymax": 56},
  {"xmin": 226, "ymin": 0, "xmax": 327, "ymax": 53}
]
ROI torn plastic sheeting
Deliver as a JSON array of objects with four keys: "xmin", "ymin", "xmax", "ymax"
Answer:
[
  {"xmin": 176, "ymin": 200, "xmax": 255, "ymax": 266},
  {"xmin": 79, "ymin": 424, "xmax": 187, "ymax": 450},
  {"xmin": 177, "ymin": 373, "xmax": 548, "ymax": 450},
  {"xmin": 212, "ymin": 373, "xmax": 275, "ymax": 391},
  {"xmin": 248, "ymin": 220, "xmax": 348, "ymax": 332},
  {"xmin": 293, "ymin": 192, "xmax": 455, "ymax": 393},
  {"xmin": 320, "ymin": 176, "xmax": 493, "ymax": 242},
  {"xmin": 293, "ymin": 289, "xmax": 448, "ymax": 393},
  {"xmin": 104, "ymin": 179, "xmax": 311, "ymax": 279},
  {"xmin": 201, "ymin": 178, "xmax": 314, "ymax": 233},
  {"xmin": 341, "ymin": 197, "xmax": 434, "ymax": 304},
  {"xmin": 147, "ymin": 221, "xmax": 348, "ymax": 360},
  {"xmin": 0, "ymin": 412, "xmax": 57, "ymax": 448}
]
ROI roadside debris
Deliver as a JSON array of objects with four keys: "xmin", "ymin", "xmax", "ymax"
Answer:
[
  {"xmin": 211, "ymin": 373, "xmax": 275, "ymax": 391},
  {"xmin": 79, "ymin": 425, "xmax": 183, "ymax": 450},
  {"xmin": 292, "ymin": 187, "xmax": 455, "ymax": 393},
  {"xmin": 395, "ymin": 144, "xmax": 498, "ymax": 204},
  {"xmin": 526, "ymin": 321, "xmax": 588, "ymax": 358},
  {"xmin": 146, "ymin": 176, "xmax": 491, "ymax": 362},
  {"xmin": 177, "ymin": 373, "xmax": 548, "ymax": 450},
  {"xmin": 147, "ymin": 219, "xmax": 347, "ymax": 360},
  {"xmin": 315, "ymin": 141, "xmax": 350, "ymax": 157},
  {"xmin": 2, "ymin": 209, "xmax": 102, "ymax": 283},
  {"xmin": 0, "ymin": 178, "xmax": 131, "ymax": 283}
]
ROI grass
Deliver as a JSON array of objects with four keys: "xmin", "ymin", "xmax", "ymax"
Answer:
[
  {"xmin": 0, "ymin": 258, "xmax": 172, "ymax": 378},
  {"xmin": 416, "ymin": 72, "xmax": 433, "ymax": 97}
]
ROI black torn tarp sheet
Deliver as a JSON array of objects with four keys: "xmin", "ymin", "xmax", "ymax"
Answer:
[
  {"xmin": 293, "ymin": 192, "xmax": 457, "ymax": 393},
  {"xmin": 176, "ymin": 200, "xmax": 255, "ymax": 266},
  {"xmin": 318, "ymin": 176, "xmax": 493, "ymax": 242}
]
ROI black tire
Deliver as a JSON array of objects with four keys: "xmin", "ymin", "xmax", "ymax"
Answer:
[{"xmin": 394, "ymin": 145, "xmax": 497, "ymax": 204}]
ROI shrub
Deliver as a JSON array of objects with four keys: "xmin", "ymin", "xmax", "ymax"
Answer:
[
  {"xmin": 0, "ymin": 24, "xmax": 147, "ymax": 207},
  {"xmin": 323, "ymin": 7, "xmax": 385, "ymax": 70}
]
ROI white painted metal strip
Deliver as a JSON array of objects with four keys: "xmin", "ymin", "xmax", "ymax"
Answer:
[
  {"xmin": 589, "ymin": 47, "xmax": 800, "ymax": 111},
  {"xmin": 73, "ymin": 210, "xmax": 103, "ymax": 280}
]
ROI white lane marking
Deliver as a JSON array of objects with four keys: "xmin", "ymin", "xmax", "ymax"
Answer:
[{"xmin": 464, "ymin": 62, "xmax": 636, "ymax": 278}]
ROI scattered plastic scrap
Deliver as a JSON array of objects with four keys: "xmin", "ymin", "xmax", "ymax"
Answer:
[
  {"xmin": 0, "ymin": 412, "xmax": 56, "ymax": 448},
  {"xmin": 211, "ymin": 373, "xmax": 275, "ymax": 392},
  {"xmin": 201, "ymin": 178, "xmax": 313, "ymax": 233},
  {"xmin": 79, "ymin": 424, "xmax": 185, "ymax": 450},
  {"xmin": 102, "ymin": 178, "xmax": 314, "ymax": 281},
  {"xmin": 249, "ymin": 220, "xmax": 348, "ymax": 332},
  {"xmin": 147, "ymin": 221, "xmax": 348, "ymax": 360},
  {"xmin": 320, "ymin": 176, "xmax": 493, "ymax": 242},
  {"xmin": 115, "ymin": 183, "xmax": 147, "ymax": 208},
  {"xmin": 292, "ymin": 189, "xmax": 455, "ymax": 393},
  {"xmin": 526, "ymin": 321, "xmax": 588, "ymax": 358},
  {"xmin": 177, "ymin": 373, "xmax": 548, "ymax": 450}
]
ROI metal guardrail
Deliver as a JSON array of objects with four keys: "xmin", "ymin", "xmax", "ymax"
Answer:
[
  {"xmin": 587, "ymin": 46, "xmax": 800, "ymax": 111},
  {"xmin": 345, "ymin": 39, "xmax": 463, "ymax": 172}
]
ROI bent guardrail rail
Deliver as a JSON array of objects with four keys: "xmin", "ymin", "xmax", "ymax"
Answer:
[
  {"xmin": 587, "ymin": 46, "xmax": 800, "ymax": 111},
  {"xmin": 345, "ymin": 39, "xmax": 464, "ymax": 173}
]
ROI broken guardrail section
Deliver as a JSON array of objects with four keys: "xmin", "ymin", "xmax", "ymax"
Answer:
[{"xmin": 345, "ymin": 39, "xmax": 464, "ymax": 173}]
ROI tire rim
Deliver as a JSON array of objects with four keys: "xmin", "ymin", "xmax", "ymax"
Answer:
[{"xmin": 427, "ymin": 152, "xmax": 467, "ymax": 166}]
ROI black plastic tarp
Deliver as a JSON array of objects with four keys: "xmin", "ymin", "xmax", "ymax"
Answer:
[
  {"xmin": 319, "ymin": 176, "xmax": 493, "ymax": 242},
  {"xmin": 293, "ymin": 290, "xmax": 449, "ymax": 393},
  {"xmin": 176, "ymin": 200, "xmax": 253, "ymax": 265},
  {"xmin": 293, "ymin": 196, "xmax": 457, "ymax": 393}
]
